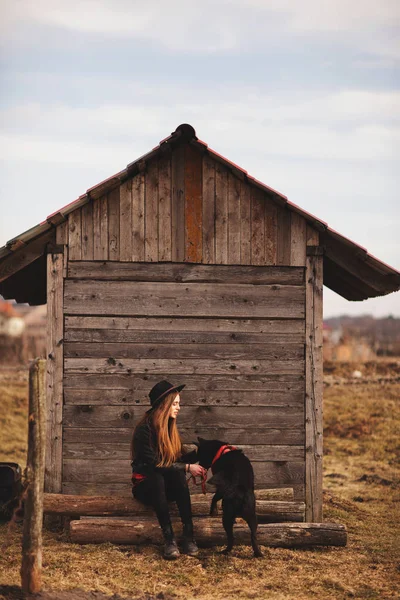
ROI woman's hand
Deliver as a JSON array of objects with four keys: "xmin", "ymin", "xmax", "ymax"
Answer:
[{"xmin": 188, "ymin": 464, "xmax": 207, "ymax": 477}]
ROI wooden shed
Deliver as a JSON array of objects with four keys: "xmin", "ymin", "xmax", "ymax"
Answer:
[{"xmin": 1, "ymin": 124, "xmax": 399, "ymax": 522}]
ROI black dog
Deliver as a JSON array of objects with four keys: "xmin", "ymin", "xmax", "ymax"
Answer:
[{"xmin": 195, "ymin": 437, "xmax": 262, "ymax": 557}]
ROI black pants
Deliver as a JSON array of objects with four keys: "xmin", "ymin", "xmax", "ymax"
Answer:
[{"xmin": 133, "ymin": 468, "xmax": 193, "ymax": 530}]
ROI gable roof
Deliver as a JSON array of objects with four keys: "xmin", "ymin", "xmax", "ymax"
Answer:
[{"xmin": 0, "ymin": 123, "xmax": 399, "ymax": 304}]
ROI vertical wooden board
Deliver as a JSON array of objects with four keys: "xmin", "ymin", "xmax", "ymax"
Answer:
[
  {"xmin": 240, "ymin": 181, "xmax": 251, "ymax": 265},
  {"xmin": 264, "ymin": 197, "xmax": 277, "ymax": 265},
  {"xmin": 131, "ymin": 173, "xmax": 145, "ymax": 262},
  {"xmin": 305, "ymin": 253, "xmax": 323, "ymax": 522},
  {"xmin": 215, "ymin": 162, "xmax": 228, "ymax": 264},
  {"xmin": 158, "ymin": 155, "xmax": 172, "ymax": 262},
  {"xmin": 45, "ymin": 253, "xmax": 63, "ymax": 493},
  {"xmin": 100, "ymin": 195, "xmax": 109, "ymax": 260},
  {"xmin": 56, "ymin": 221, "xmax": 68, "ymax": 246},
  {"xmin": 228, "ymin": 173, "xmax": 241, "ymax": 264},
  {"xmin": 306, "ymin": 224, "xmax": 319, "ymax": 246},
  {"xmin": 184, "ymin": 144, "xmax": 203, "ymax": 262},
  {"xmin": 145, "ymin": 159, "xmax": 159, "ymax": 262},
  {"xmin": 93, "ymin": 198, "xmax": 102, "ymax": 260},
  {"xmin": 202, "ymin": 155, "xmax": 215, "ymax": 264},
  {"xmin": 276, "ymin": 206, "xmax": 291, "ymax": 265},
  {"xmin": 68, "ymin": 209, "xmax": 82, "ymax": 261},
  {"xmin": 251, "ymin": 188, "xmax": 265, "ymax": 265},
  {"xmin": 108, "ymin": 187, "xmax": 120, "ymax": 261},
  {"xmin": 171, "ymin": 145, "xmax": 185, "ymax": 262},
  {"xmin": 290, "ymin": 212, "xmax": 307, "ymax": 266},
  {"xmin": 81, "ymin": 202, "xmax": 94, "ymax": 261},
  {"xmin": 119, "ymin": 179, "xmax": 132, "ymax": 261}
]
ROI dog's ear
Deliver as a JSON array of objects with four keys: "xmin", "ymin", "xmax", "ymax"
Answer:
[
  {"xmin": 191, "ymin": 440, "xmax": 199, "ymax": 448},
  {"xmin": 197, "ymin": 436, "xmax": 205, "ymax": 444}
]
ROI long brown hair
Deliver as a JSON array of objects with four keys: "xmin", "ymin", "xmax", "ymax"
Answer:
[{"xmin": 131, "ymin": 392, "xmax": 183, "ymax": 467}]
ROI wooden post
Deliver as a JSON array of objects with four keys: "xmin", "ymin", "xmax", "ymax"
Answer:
[
  {"xmin": 21, "ymin": 359, "xmax": 46, "ymax": 594},
  {"xmin": 305, "ymin": 227, "xmax": 323, "ymax": 521},
  {"xmin": 45, "ymin": 252, "xmax": 64, "ymax": 495}
]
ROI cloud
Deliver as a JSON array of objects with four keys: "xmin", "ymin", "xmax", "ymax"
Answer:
[
  {"xmin": 0, "ymin": 86, "xmax": 398, "ymax": 167},
  {"xmin": 2, "ymin": 0, "xmax": 399, "ymax": 58}
]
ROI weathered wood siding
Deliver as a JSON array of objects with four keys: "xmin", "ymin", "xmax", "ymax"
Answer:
[
  {"xmin": 67, "ymin": 145, "xmax": 306, "ymax": 267},
  {"xmin": 53, "ymin": 143, "xmax": 319, "ymax": 506},
  {"xmin": 62, "ymin": 263, "xmax": 306, "ymax": 498}
]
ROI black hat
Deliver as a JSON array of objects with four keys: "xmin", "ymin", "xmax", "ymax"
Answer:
[{"xmin": 148, "ymin": 380, "xmax": 185, "ymax": 412}]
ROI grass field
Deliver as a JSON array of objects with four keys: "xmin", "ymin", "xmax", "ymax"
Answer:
[{"xmin": 0, "ymin": 362, "xmax": 399, "ymax": 600}]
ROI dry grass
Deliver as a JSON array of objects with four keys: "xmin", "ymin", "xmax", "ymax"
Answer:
[{"xmin": 0, "ymin": 364, "xmax": 399, "ymax": 600}]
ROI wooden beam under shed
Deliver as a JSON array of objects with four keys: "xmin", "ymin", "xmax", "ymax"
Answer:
[{"xmin": 0, "ymin": 230, "xmax": 54, "ymax": 283}]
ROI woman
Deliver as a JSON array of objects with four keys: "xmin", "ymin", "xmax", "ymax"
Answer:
[{"xmin": 130, "ymin": 379, "xmax": 206, "ymax": 559}]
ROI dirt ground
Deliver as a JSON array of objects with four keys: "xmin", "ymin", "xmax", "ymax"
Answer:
[{"xmin": 0, "ymin": 361, "xmax": 399, "ymax": 600}]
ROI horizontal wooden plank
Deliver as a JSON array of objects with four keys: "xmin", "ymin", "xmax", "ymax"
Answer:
[
  {"xmin": 63, "ymin": 405, "xmax": 303, "ymax": 429},
  {"xmin": 64, "ymin": 388, "xmax": 304, "ymax": 407},
  {"xmin": 64, "ymin": 342, "xmax": 304, "ymax": 360},
  {"xmin": 63, "ymin": 427, "xmax": 305, "ymax": 446},
  {"xmin": 64, "ymin": 358, "xmax": 304, "ymax": 376},
  {"xmin": 65, "ymin": 316, "xmax": 305, "ymax": 334},
  {"xmin": 67, "ymin": 261, "xmax": 304, "ymax": 285},
  {"xmin": 63, "ymin": 459, "xmax": 304, "ymax": 485},
  {"xmin": 64, "ymin": 280, "xmax": 305, "ymax": 318},
  {"xmin": 64, "ymin": 328, "xmax": 304, "ymax": 344},
  {"xmin": 64, "ymin": 373, "xmax": 304, "ymax": 391},
  {"xmin": 63, "ymin": 443, "xmax": 304, "ymax": 461}
]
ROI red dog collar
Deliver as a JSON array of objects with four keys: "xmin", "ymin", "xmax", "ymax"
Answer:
[{"xmin": 211, "ymin": 444, "xmax": 237, "ymax": 470}]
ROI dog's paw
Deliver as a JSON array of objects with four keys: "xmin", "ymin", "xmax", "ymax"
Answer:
[
  {"xmin": 254, "ymin": 550, "xmax": 263, "ymax": 558},
  {"xmin": 209, "ymin": 507, "xmax": 218, "ymax": 517}
]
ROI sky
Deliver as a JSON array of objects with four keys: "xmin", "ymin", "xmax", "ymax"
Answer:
[{"xmin": 0, "ymin": 0, "xmax": 399, "ymax": 318}]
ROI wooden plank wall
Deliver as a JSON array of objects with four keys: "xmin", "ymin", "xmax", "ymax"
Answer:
[
  {"xmin": 68, "ymin": 144, "xmax": 304, "ymax": 268},
  {"xmin": 61, "ymin": 263, "xmax": 306, "ymax": 498}
]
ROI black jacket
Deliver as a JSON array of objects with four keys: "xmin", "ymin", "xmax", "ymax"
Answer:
[{"xmin": 131, "ymin": 419, "xmax": 197, "ymax": 476}]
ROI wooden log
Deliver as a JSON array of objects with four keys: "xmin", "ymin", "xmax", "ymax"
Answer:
[
  {"xmin": 43, "ymin": 493, "xmax": 304, "ymax": 521},
  {"xmin": 21, "ymin": 359, "xmax": 46, "ymax": 594},
  {"xmin": 61, "ymin": 458, "xmax": 304, "ymax": 487},
  {"xmin": 62, "ymin": 482, "xmax": 303, "ymax": 497},
  {"xmin": 256, "ymin": 488, "xmax": 293, "ymax": 501},
  {"xmin": 70, "ymin": 518, "xmax": 347, "ymax": 548}
]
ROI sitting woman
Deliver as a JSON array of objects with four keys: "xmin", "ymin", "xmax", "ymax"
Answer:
[{"xmin": 130, "ymin": 380, "xmax": 206, "ymax": 559}]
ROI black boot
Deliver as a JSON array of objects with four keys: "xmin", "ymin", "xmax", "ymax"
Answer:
[
  {"xmin": 182, "ymin": 523, "xmax": 199, "ymax": 556},
  {"xmin": 161, "ymin": 523, "xmax": 180, "ymax": 560}
]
